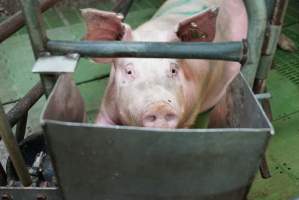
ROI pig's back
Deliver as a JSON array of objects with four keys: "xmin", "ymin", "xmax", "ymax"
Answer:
[{"xmin": 153, "ymin": 0, "xmax": 221, "ymax": 19}]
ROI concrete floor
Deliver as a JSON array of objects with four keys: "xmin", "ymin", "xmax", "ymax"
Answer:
[{"xmin": 0, "ymin": 0, "xmax": 299, "ymax": 199}]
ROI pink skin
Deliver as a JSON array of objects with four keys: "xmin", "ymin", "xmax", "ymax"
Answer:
[{"xmin": 81, "ymin": 0, "xmax": 248, "ymax": 128}]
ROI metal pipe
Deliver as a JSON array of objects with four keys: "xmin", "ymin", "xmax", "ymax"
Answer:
[
  {"xmin": 242, "ymin": 0, "xmax": 267, "ymax": 86},
  {"xmin": 271, "ymin": 0, "xmax": 289, "ymax": 25},
  {"xmin": 255, "ymin": 0, "xmax": 289, "ymax": 80},
  {"xmin": 259, "ymin": 156, "xmax": 271, "ymax": 178},
  {"xmin": 6, "ymin": 82, "xmax": 44, "ymax": 128},
  {"xmin": 253, "ymin": 78, "xmax": 273, "ymax": 179},
  {"xmin": 0, "ymin": 104, "xmax": 32, "ymax": 186},
  {"xmin": 0, "ymin": 0, "xmax": 60, "ymax": 43},
  {"xmin": 19, "ymin": 0, "xmax": 57, "ymax": 97},
  {"xmin": 15, "ymin": 113, "xmax": 28, "ymax": 143},
  {"xmin": 39, "ymin": 74, "xmax": 57, "ymax": 97},
  {"xmin": 112, "ymin": 0, "xmax": 134, "ymax": 19},
  {"xmin": 0, "ymin": 163, "xmax": 7, "ymax": 186},
  {"xmin": 19, "ymin": 0, "xmax": 48, "ymax": 58},
  {"xmin": 47, "ymin": 40, "xmax": 246, "ymax": 62}
]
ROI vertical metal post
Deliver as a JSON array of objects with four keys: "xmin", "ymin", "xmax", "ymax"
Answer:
[
  {"xmin": 19, "ymin": 0, "xmax": 56, "ymax": 97},
  {"xmin": 19, "ymin": 0, "xmax": 47, "ymax": 58},
  {"xmin": 242, "ymin": 0, "xmax": 267, "ymax": 87},
  {"xmin": 255, "ymin": 0, "xmax": 289, "ymax": 81},
  {"xmin": 252, "ymin": 0, "xmax": 290, "ymax": 179},
  {"xmin": 0, "ymin": 103, "xmax": 32, "ymax": 186}
]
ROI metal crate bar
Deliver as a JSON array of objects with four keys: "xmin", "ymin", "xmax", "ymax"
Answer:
[
  {"xmin": 112, "ymin": 0, "xmax": 134, "ymax": 19},
  {"xmin": 0, "ymin": 0, "xmax": 59, "ymax": 43},
  {"xmin": 0, "ymin": 104, "xmax": 32, "ymax": 186},
  {"xmin": 20, "ymin": 0, "xmax": 56, "ymax": 97},
  {"xmin": 19, "ymin": 0, "xmax": 48, "ymax": 58},
  {"xmin": 6, "ymin": 82, "xmax": 44, "ymax": 128},
  {"xmin": 242, "ymin": 0, "xmax": 267, "ymax": 86},
  {"xmin": 47, "ymin": 40, "xmax": 246, "ymax": 62},
  {"xmin": 19, "ymin": 0, "xmax": 269, "ymax": 65}
]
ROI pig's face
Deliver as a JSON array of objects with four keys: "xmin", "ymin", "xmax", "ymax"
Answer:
[
  {"xmin": 81, "ymin": 6, "xmax": 245, "ymax": 128},
  {"xmin": 111, "ymin": 58, "xmax": 186, "ymax": 128}
]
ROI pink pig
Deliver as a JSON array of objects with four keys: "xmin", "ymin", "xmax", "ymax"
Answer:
[{"xmin": 81, "ymin": 0, "xmax": 248, "ymax": 128}]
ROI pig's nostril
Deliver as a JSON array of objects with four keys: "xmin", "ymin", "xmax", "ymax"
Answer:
[
  {"xmin": 145, "ymin": 115, "xmax": 157, "ymax": 122},
  {"xmin": 167, "ymin": 99, "xmax": 172, "ymax": 103},
  {"xmin": 165, "ymin": 113, "xmax": 176, "ymax": 122}
]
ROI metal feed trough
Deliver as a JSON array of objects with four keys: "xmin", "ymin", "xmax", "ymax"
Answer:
[
  {"xmin": 37, "ymin": 72, "xmax": 273, "ymax": 200},
  {"xmin": 0, "ymin": 0, "xmax": 289, "ymax": 199}
]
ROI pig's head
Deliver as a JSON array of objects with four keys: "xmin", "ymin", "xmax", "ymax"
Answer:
[{"xmin": 81, "ymin": 8, "xmax": 242, "ymax": 128}]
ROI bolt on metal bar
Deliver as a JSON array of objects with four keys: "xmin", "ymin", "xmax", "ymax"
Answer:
[
  {"xmin": 47, "ymin": 40, "xmax": 246, "ymax": 62},
  {"xmin": 0, "ymin": 103, "xmax": 32, "ymax": 186},
  {"xmin": 0, "ymin": 0, "xmax": 60, "ymax": 43}
]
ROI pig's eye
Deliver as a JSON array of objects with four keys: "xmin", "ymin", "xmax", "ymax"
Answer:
[
  {"xmin": 127, "ymin": 70, "xmax": 132, "ymax": 75},
  {"xmin": 125, "ymin": 68, "xmax": 134, "ymax": 76},
  {"xmin": 123, "ymin": 63, "xmax": 135, "ymax": 80},
  {"xmin": 169, "ymin": 63, "xmax": 179, "ymax": 78},
  {"xmin": 171, "ymin": 68, "xmax": 177, "ymax": 75}
]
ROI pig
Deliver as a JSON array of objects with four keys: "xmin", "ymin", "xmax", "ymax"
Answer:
[
  {"xmin": 81, "ymin": 0, "xmax": 248, "ymax": 128},
  {"xmin": 278, "ymin": 33, "xmax": 297, "ymax": 52}
]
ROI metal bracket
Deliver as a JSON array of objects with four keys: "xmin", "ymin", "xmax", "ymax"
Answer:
[
  {"xmin": 32, "ymin": 53, "xmax": 80, "ymax": 73},
  {"xmin": 255, "ymin": 93, "xmax": 272, "ymax": 100}
]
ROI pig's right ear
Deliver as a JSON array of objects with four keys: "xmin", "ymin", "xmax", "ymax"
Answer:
[
  {"xmin": 175, "ymin": 7, "xmax": 219, "ymax": 42},
  {"xmin": 81, "ymin": 8, "xmax": 133, "ymax": 63}
]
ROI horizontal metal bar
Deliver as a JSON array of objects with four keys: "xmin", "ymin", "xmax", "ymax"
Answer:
[
  {"xmin": 6, "ymin": 82, "xmax": 44, "ymax": 128},
  {"xmin": 0, "ymin": 0, "xmax": 59, "ymax": 43},
  {"xmin": 47, "ymin": 40, "xmax": 246, "ymax": 62}
]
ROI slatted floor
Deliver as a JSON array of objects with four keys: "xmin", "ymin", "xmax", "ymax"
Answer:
[{"xmin": 0, "ymin": 0, "xmax": 299, "ymax": 199}]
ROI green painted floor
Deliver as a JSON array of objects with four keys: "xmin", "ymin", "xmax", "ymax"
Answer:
[{"xmin": 0, "ymin": 0, "xmax": 299, "ymax": 199}]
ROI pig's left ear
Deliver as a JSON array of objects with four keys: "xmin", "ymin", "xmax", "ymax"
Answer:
[
  {"xmin": 176, "ymin": 7, "xmax": 219, "ymax": 42},
  {"xmin": 81, "ymin": 8, "xmax": 133, "ymax": 63}
]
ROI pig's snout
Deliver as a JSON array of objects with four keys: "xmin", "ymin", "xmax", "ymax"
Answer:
[{"xmin": 142, "ymin": 101, "xmax": 178, "ymax": 128}]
